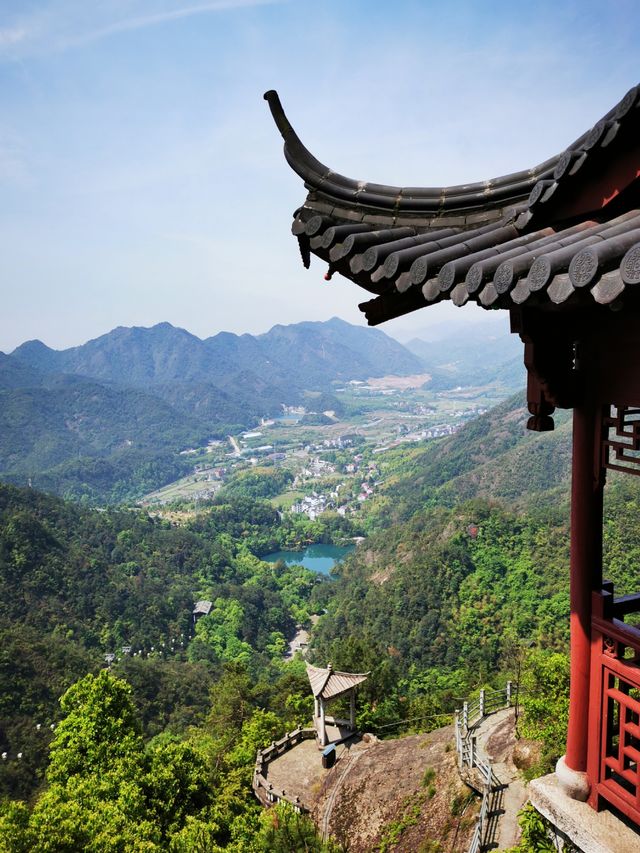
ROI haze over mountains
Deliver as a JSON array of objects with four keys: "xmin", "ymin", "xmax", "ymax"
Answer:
[{"xmin": 403, "ymin": 319, "xmax": 524, "ymax": 390}]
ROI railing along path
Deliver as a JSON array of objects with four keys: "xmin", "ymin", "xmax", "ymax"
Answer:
[{"xmin": 455, "ymin": 683, "xmax": 515, "ymax": 853}]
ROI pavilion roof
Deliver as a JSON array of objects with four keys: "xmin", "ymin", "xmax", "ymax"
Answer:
[
  {"xmin": 265, "ymin": 85, "xmax": 640, "ymax": 325},
  {"xmin": 306, "ymin": 663, "xmax": 369, "ymax": 700}
]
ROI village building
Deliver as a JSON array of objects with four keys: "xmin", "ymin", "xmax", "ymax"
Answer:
[{"xmin": 265, "ymin": 83, "xmax": 640, "ymax": 849}]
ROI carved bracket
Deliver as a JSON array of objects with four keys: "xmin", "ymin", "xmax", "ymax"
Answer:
[{"xmin": 511, "ymin": 307, "xmax": 580, "ymax": 431}]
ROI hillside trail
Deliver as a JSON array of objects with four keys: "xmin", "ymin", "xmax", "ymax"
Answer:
[
  {"xmin": 319, "ymin": 743, "xmax": 363, "ymax": 841},
  {"xmin": 471, "ymin": 707, "xmax": 528, "ymax": 849}
]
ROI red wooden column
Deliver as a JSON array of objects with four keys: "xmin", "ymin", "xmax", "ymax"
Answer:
[{"xmin": 564, "ymin": 400, "xmax": 604, "ymax": 787}]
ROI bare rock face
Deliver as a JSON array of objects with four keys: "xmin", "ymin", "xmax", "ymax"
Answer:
[
  {"xmin": 361, "ymin": 732, "xmax": 379, "ymax": 745},
  {"xmin": 512, "ymin": 738, "xmax": 543, "ymax": 773},
  {"xmin": 313, "ymin": 727, "xmax": 478, "ymax": 852}
]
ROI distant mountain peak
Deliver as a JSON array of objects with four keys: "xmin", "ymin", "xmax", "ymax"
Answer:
[
  {"xmin": 8, "ymin": 317, "xmax": 423, "ymax": 388},
  {"xmin": 11, "ymin": 339, "xmax": 55, "ymax": 357}
]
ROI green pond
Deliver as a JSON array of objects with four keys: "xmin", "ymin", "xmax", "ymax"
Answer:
[{"xmin": 263, "ymin": 543, "xmax": 354, "ymax": 575}]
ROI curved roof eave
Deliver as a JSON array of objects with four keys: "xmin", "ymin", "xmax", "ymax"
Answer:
[{"xmin": 264, "ymin": 89, "xmax": 592, "ymax": 216}]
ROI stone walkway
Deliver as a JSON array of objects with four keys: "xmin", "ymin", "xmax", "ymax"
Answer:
[
  {"xmin": 264, "ymin": 738, "xmax": 323, "ymax": 807},
  {"xmin": 471, "ymin": 707, "xmax": 529, "ymax": 850}
]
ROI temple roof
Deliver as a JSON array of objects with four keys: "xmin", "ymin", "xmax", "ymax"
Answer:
[
  {"xmin": 306, "ymin": 663, "xmax": 368, "ymax": 701},
  {"xmin": 265, "ymin": 85, "xmax": 640, "ymax": 325}
]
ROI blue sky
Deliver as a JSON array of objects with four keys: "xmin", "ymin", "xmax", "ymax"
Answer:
[{"xmin": 1, "ymin": 0, "xmax": 638, "ymax": 351}]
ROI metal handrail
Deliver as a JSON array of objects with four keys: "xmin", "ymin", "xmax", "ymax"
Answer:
[{"xmin": 454, "ymin": 682, "xmax": 515, "ymax": 853}]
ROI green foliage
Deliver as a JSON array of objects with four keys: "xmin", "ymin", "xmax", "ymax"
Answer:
[
  {"xmin": 421, "ymin": 767, "xmax": 436, "ymax": 788},
  {"xmin": 217, "ymin": 468, "xmax": 293, "ymax": 502},
  {"xmin": 449, "ymin": 791, "xmax": 474, "ymax": 817},
  {"xmin": 0, "ymin": 484, "xmax": 326, "ymax": 799},
  {"xmin": 603, "ymin": 472, "xmax": 640, "ymax": 595},
  {"xmin": 377, "ymin": 800, "xmax": 422, "ymax": 852},
  {"xmin": 46, "ymin": 670, "xmax": 142, "ymax": 784},
  {"xmin": 519, "ymin": 651, "xmax": 570, "ymax": 778},
  {"xmin": 226, "ymin": 709, "xmax": 282, "ymax": 774},
  {"xmin": 255, "ymin": 802, "xmax": 341, "ymax": 852},
  {"xmin": 374, "ymin": 393, "xmax": 572, "ymax": 523},
  {"xmin": 0, "ymin": 379, "xmax": 210, "ymax": 504},
  {"xmin": 143, "ymin": 740, "xmax": 211, "ymax": 837},
  {"xmin": 11, "ymin": 365, "xmax": 640, "ymax": 848},
  {"xmin": 416, "ymin": 843, "xmax": 442, "ymax": 853},
  {"xmin": 0, "ymin": 801, "xmax": 30, "ymax": 853},
  {"xmin": 504, "ymin": 804, "xmax": 557, "ymax": 853},
  {"xmin": 312, "ymin": 502, "xmax": 570, "ymax": 703},
  {"xmin": 192, "ymin": 598, "xmax": 254, "ymax": 665},
  {"xmin": 0, "ymin": 668, "xmax": 324, "ymax": 852},
  {"xmin": 14, "ymin": 671, "xmax": 186, "ymax": 851}
]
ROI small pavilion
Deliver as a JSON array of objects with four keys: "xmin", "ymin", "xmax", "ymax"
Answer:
[
  {"xmin": 306, "ymin": 662, "xmax": 368, "ymax": 747},
  {"xmin": 192, "ymin": 600, "xmax": 212, "ymax": 625},
  {"xmin": 266, "ymin": 83, "xmax": 640, "ymax": 845}
]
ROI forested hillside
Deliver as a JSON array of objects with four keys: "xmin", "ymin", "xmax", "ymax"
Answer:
[
  {"xmin": 306, "ymin": 400, "xmax": 640, "ymax": 763},
  {"xmin": 0, "ymin": 482, "xmax": 356, "ymax": 801},
  {"xmin": 364, "ymin": 393, "xmax": 572, "ymax": 525},
  {"xmin": 4, "ymin": 383, "xmax": 640, "ymax": 848},
  {"xmin": 10, "ymin": 318, "xmax": 422, "ymax": 390}
]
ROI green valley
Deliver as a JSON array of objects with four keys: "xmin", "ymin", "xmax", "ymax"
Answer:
[{"xmin": 0, "ymin": 319, "xmax": 606, "ymax": 851}]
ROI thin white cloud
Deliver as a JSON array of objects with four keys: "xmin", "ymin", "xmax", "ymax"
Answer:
[
  {"xmin": 62, "ymin": 0, "xmax": 284, "ymax": 48},
  {"xmin": 0, "ymin": 0, "xmax": 283, "ymax": 58},
  {"xmin": 0, "ymin": 27, "xmax": 27, "ymax": 47}
]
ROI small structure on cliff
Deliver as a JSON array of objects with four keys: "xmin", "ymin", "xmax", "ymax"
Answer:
[
  {"xmin": 306, "ymin": 662, "xmax": 368, "ymax": 747},
  {"xmin": 266, "ymin": 82, "xmax": 640, "ymax": 849}
]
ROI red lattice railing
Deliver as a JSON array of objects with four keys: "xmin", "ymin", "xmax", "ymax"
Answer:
[
  {"xmin": 602, "ymin": 406, "xmax": 640, "ymax": 477},
  {"xmin": 589, "ymin": 586, "xmax": 640, "ymax": 824}
]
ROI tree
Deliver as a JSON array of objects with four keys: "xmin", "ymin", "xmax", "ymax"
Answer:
[
  {"xmin": 46, "ymin": 669, "xmax": 142, "ymax": 785},
  {"xmin": 9, "ymin": 670, "xmax": 222, "ymax": 851},
  {"xmin": 520, "ymin": 650, "xmax": 570, "ymax": 777},
  {"xmin": 255, "ymin": 802, "xmax": 341, "ymax": 852}
]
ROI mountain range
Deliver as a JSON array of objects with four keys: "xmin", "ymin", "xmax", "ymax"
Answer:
[
  {"xmin": 10, "ymin": 318, "xmax": 422, "ymax": 388},
  {"xmin": 0, "ymin": 318, "xmax": 424, "ymax": 502}
]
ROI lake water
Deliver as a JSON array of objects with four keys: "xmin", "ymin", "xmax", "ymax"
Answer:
[{"xmin": 263, "ymin": 543, "xmax": 354, "ymax": 575}]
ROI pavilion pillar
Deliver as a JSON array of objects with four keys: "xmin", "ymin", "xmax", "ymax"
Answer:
[
  {"xmin": 350, "ymin": 689, "xmax": 356, "ymax": 729},
  {"xmin": 559, "ymin": 399, "xmax": 604, "ymax": 800},
  {"xmin": 319, "ymin": 697, "xmax": 326, "ymax": 747}
]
